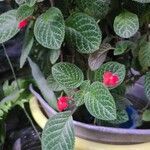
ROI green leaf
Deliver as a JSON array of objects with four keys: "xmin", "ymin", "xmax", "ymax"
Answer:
[
  {"xmin": 20, "ymin": 21, "xmax": 34, "ymax": 68},
  {"xmin": 144, "ymin": 71, "xmax": 150, "ymax": 100},
  {"xmin": 88, "ymin": 43, "xmax": 112, "ymax": 70},
  {"xmin": 141, "ymin": 7, "xmax": 150, "ymax": 25},
  {"xmin": 47, "ymin": 75, "xmax": 63, "ymax": 91},
  {"xmin": 65, "ymin": 13, "xmax": 102, "ymax": 54},
  {"xmin": 63, "ymin": 88, "xmax": 76, "ymax": 97},
  {"xmin": 114, "ymin": 41, "xmax": 128, "ymax": 55},
  {"xmin": 80, "ymin": 80, "xmax": 90, "ymax": 91},
  {"xmin": 74, "ymin": 80, "xmax": 90, "ymax": 106},
  {"xmin": 111, "ymin": 82, "xmax": 126, "ymax": 96},
  {"xmin": 52, "ymin": 62, "xmax": 84, "ymax": 89},
  {"xmin": 3, "ymin": 80, "xmax": 26, "ymax": 96},
  {"xmin": 42, "ymin": 111, "xmax": 75, "ymax": 150},
  {"xmin": 0, "ymin": 88, "xmax": 28, "ymax": 120},
  {"xmin": 108, "ymin": 109, "xmax": 129, "ymax": 124},
  {"xmin": 76, "ymin": 0, "xmax": 111, "ymax": 20},
  {"xmin": 15, "ymin": 0, "xmax": 25, "ymax": 5},
  {"xmin": 139, "ymin": 42, "xmax": 150, "ymax": 70},
  {"xmin": 25, "ymin": 0, "xmax": 36, "ymax": 7},
  {"xmin": 113, "ymin": 11, "xmax": 139, "ymax": 38},
  {"xmin": 95, "ymin": 61, "xmax": 126, "ymax": 88},
  {"xmin": 114, "ymin": 41, "xmax": 136, "ymax": 56},
  {"xmin": 0, "ymin": 90, "xmax": 22, "ymax": 105},
  {"xmin": 17, "ymin": 4, "xmax": 34, "ymax": 21},
  {"xmin": 133, "ymin": 0, "xmax": 150, "ymax": 3},
  {"xmin": 28, "ymin": 58, "xmax": 57, "ymax": 110},
  {"xmin": 74, "ymin": 90, "xmax": 85, "ymax": 106},
  {"xmin": 84, "ymin": 82, "xmax": 116, "ymax": 120},
  {"xmin": 49, "ymin": 49, "xmax": 61, "ymax": 64},
  {"xmin": 0, "ymin": 10, "xmax": 19, "ymax": 43},
  {"xmin": 3, "ymin": 81, "xmax": 13, "ymax": 96},
  {"xmin": 34, "ymin": 7, "xmax": 65, "ymax": 49},
  {"xmin": 142, "ymin": 109, "xmax": 150, "ymax": 121},
  {"xmin": 112, "ymin": 94, "xmax": 131, "ymax": 110}
]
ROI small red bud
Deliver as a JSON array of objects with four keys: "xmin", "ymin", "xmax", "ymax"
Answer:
[
  {"xmin": 18, "ymin": 19, "xmax": 28, "ymax": 29},
  {"xmin": 57, "ymin": 96, "xmax": 69, "ymax": 112}
]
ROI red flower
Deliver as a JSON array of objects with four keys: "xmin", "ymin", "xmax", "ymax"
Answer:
[
  {"xmin": 18, "ymin": 19, "xmax": 28, "ymax": 29},
  {"xmin": 103, "ymin": 71, "xmax": 119, "ymax": 87},
  {"xmin": 57, "ymin": 96, "xmax": 69, "ymax": 112}
]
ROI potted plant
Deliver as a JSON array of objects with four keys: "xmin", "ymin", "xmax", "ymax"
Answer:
[{"xmin": 0, "ymin": 0, "xmax": 150, "ymax": 149}]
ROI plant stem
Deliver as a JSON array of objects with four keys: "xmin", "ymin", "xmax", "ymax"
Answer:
[
  {"xmin": 87, "ymin": 68, "xmax": 90, "ymax": 80},
  {"xmin": 2, "ymin": 43, "xmax": 20, "ymax": 91},
  {"xmin": 60, "ymin": 50, "xmax": 63, "ymax": 62},
  {"xmin": 49, "ymin": 0, "xmax": 54, "ymax": 6},
  {"xmin": 2, "ymin": 43, "xmax": 41, "ymax": 142},
  {"xmin": 23, "ymin": 106, "xmax": 42, "ymax": 141}
]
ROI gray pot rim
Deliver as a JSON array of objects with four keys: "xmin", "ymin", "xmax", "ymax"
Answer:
[{"xmin": 73, "ymin": 120, "xmax": 150, "ymax": 135}]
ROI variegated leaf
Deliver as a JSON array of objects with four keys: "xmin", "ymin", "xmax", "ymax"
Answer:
[
  {"xmin": 114, "ymin": 11, "xmax": 139, "ymax": 38},
  {"xmin": 65, "ymin": 13, "xmax": 102, "ymax": 54}
]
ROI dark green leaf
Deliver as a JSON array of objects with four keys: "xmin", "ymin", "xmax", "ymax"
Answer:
[
  {"xmin": 76, "ymin": 0, "xmax": 111, "ymax": 20},
  {"xmin": 114, "ymin": 41, "xmax": 128, "ymax": 55},
  {"xmin": 34, "ymin": 7, "xmax": 65, "ymax": 49},
  {"xmin": 42, "ymin": 111, "xmax": 75, "ymax": 150},
  {"xmin": 114, "ymin": 11, "xmax": 139, "ymax": 38},
  {"xmin": 17, "ymin": 4, "xmax": 34, "ymax": 21},
  {"xmin": 139, "ymin": 42, "xmax": 150, "ymax": 70},
  {"xmin": 74, "ymin": 80, "xmax": 90, "ymax": 106},
  {"xmin": 49, "ymin": 49, "xmax": 61, "ymax": 64},
  {"xmin": 28, "ymin": 58, "xmax": 57, "ymax": 110},
  {"xmin": 111, "ymin": 82, "xmax": 126, "ymax": 96},
  {"xmin": 52, "ymin": 62, "xmax": 84, "ymax": 89},
  {"xmin": 25, "ymin": 0, "xmax": 36, "ymax": 7},
  {"xmin": 20, "ymin": 21, "xmax": 34, "ymax": 68},
  {"xmin": 74, "ymin": 90, "xmax": 85, "ymax": 106},
  {"xmin": 108, "ymin": 109, "xmax": 129, "ymax": 124},
  {"xmin": 0, "ymin": 10, "xmax": 19, "ymax": 43},
  {"xmin": 84, "ymin": 82, "xmax": 116, "ymax": 120},
  {"xmin": 65, "ymin": 13, "xmax": 102, "ymax": 54},
  {"xmin": 47, "ymin": 75, "xmax": 63, "ymax": 91}
]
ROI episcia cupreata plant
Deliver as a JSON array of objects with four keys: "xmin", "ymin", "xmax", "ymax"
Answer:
[{"xmin": 0, "ymin": 0, "xmax": 150, "ymax": 149}]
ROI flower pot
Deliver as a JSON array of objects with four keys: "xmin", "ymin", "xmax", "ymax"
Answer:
[
  {"xmin": 29, "ymin": 96, "xmax": 150, "ymax": 150},
  {"xmin": 29, "ymin": 81, "xmax": 150, "ymax": 150}
]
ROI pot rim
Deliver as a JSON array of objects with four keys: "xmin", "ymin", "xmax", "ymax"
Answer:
[{"xmin": 73, "ymin": 121, "xmax": 150, "ymax": 135}]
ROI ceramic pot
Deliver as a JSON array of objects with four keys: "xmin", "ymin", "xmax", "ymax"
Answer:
[
  {"xmin": 29, "ymin": 96, "xmax": 150, "ymax": 150},
  {"xmin": 29, "ymin": 79, "xmax": 150, "ymax": 145}
]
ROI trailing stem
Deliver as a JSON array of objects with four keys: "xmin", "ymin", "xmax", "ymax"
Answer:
[{"xmin": 2, "ymin": 43, "xmax": 41, "ymax": 142}]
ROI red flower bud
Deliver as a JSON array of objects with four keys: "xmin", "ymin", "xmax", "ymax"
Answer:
[
  {"xmin": 57, "ymin": 96, "xmax": 69, "ymax": 112},
  {"xmin": 18, "ymin": 19, "xmax": 28, "ymax": 29},
  {"xmin": 103, "ymin": 71, "xmax": 119, "ymax": 87}
]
